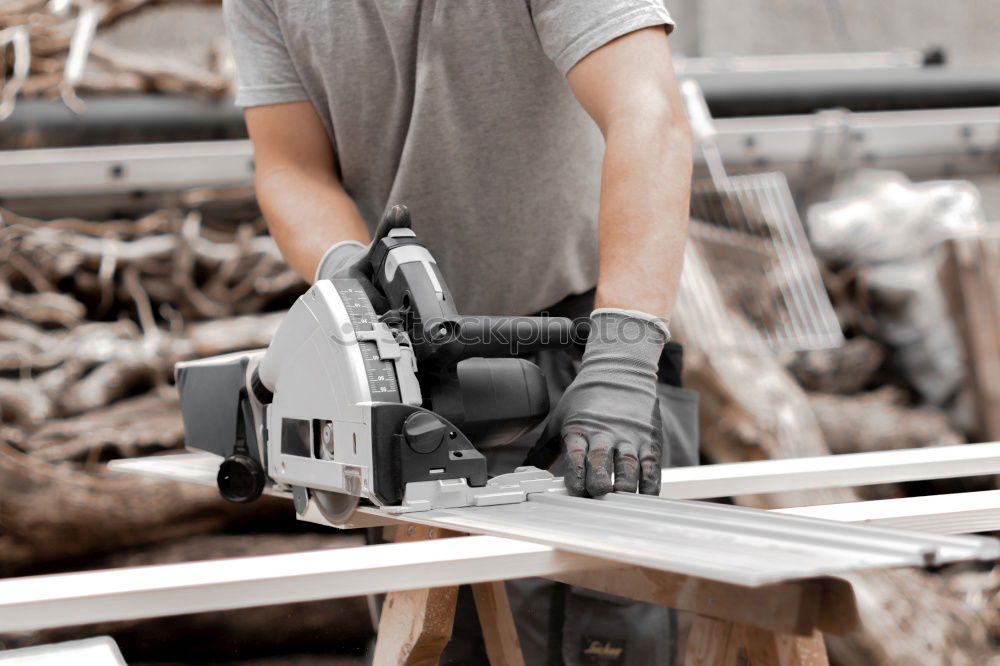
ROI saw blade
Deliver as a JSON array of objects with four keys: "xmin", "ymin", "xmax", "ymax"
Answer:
[{"xmin": 313, "ymin": 490, "xmax": 361, "ymax": 524}]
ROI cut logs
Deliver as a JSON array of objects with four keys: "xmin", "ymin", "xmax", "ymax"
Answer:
[
  {"xmin": 0, "ymin": 204, "xmax": 299, "ymax": 581},
  {"xmin": 0, "ymin": 440, "xmax": 291, "ymax": 575},
  {"xmin": 807, "ymin": 387, "xmax": 965, "ymax": 455}
]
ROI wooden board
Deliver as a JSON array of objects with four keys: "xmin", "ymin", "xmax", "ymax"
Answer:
[
  {"xmin": 659, "ymin": 441, "xmax": 1000, "ymax": 499},
  {"xmin": 776, "ymin": 489, "xmax": 1000, "ymax": 534},
  {"xmin": 548, "ymin": 567, "xmax": 858, "ymax": 636},
  {"xmin": 372, "ymin": 525, "xmax": 461, "ymax": 666},
  {"xmin": 939, "ymin": 231, "xmax": 1000, "ymax": 440},
  {"xmin": 0, "ymin": 535, "xmax": 594, "ymax": 633},
  {"xmin": 472, "ymin": 581, "xmax": 525, "ymax": 666}
]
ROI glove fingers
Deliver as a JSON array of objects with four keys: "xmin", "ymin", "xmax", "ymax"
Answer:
[
  {"xmin": 585, "ymin": 432, "xmax": 614, "ymax": 497},
  {"xmin": 640, "ymin": 403, "xmax": 664, "ymax": 495},
  {"xmin": 613, "ymin": 442, "xmax": 639, "ymax": 493},
  {"xmin": 562, "ymin": 429, "xmax": 588, "ymax": 496},
  {"xmin": 639, "ymin": 453, "xmax": 661, "ymax": 495}
]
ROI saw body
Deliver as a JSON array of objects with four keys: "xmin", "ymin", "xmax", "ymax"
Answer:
[{"xmin": 176, "ymin": 215, "xmax": 575, "ymax": 526}]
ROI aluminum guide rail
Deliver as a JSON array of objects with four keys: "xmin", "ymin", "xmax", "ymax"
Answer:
[
  {"xmin": 111, "ymin": 454, "xmax": 1000, "ymax": 588},
  {"xmin": 389, "ymin": 492, "xmax": 998, "ymax": 587}
]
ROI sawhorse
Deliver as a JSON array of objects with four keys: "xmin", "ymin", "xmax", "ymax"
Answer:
[{"xmin": 372, "ymin": 524, "xmax": 858, "ymax": 666}]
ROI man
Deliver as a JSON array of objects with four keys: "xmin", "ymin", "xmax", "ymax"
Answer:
[{"xmin": 224, "ymin": 1, "xmax": 697, "ymax": 663}]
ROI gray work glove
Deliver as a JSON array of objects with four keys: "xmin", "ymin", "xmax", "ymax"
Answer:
[
  {"xmin": 314, "ymin": 239, "xmax": 367, "ymax": 282},
  {"xmin": 314, "ymin": 206, "xmax": 412, "ymax": 312},
  {"xmin": 538, "ymin": 308, "xmax": 669, "ymax": 497}
]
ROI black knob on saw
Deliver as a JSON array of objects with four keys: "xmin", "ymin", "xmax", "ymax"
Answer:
[
  {"xmin": 403, "ymin": 411, "xmax": 448, "ymax": 454},
  {"xmin": 217, "ymin": 454, "xmax": 265, "ymax": 503},
  {"xmin": 373, "ymin": 203, "xmax": 412, "ymax": 239}
]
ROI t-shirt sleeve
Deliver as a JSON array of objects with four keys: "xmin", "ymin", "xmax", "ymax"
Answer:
[
  {"xmin": 222, "ymin": 0, "xmax": 309, "ymax": 107},
  {"xmin": 528, "ymin": 0, "xmax": 675, "ymax": 76}
]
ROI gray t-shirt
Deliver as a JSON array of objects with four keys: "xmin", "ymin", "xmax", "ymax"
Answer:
[{"xmin": 224, "ymin": 0, "xmax": 674, "ymax": 315}]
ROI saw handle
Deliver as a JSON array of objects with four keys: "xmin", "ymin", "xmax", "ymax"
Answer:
[{"xmin": 454, "ymin": 316, "xmax": 582, "ymax": 359}]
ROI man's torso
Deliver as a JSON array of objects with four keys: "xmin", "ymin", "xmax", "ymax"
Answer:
[{"xmin": 266, "ymin": 1, "xmax": 604, "ymax": 314}]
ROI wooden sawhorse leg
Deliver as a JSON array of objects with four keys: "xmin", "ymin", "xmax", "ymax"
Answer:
[
  {"xmin": 685, "ymin": 616, "xmax": 829, "ymax": 666},
  {"xmin": 372, "ymin": 524, "xmax": 526, "ymax": 666},
  {"xmin": 471, "ymin": 580, "xmax": 525, "ymax": 666}
]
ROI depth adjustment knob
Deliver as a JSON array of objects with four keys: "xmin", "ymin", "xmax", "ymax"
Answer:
[
  {"xmin": 403, "ymin": 411, "xmax": 448, "ymax": 454},
  {"xmin": 217, "ymin": 454, "xmax": 265, "ymax": 503}
]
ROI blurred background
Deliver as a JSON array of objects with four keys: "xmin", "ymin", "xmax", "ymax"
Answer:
[{"xmin": 0, "ymin": 1, "xmax": 998, "ymax": 664}]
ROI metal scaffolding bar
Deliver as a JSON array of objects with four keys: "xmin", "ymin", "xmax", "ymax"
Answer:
[{"xmin": 0, "ymin": 107, "xmax": 996, "ymax": 199}]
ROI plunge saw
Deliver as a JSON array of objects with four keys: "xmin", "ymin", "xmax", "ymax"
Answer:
[
  {"xmin": 176, "ymin": 206, "xmax": 575, "ymax": 526},
  {"xmin": 117, "ymin": 205, "xmax": 1000, "ymax": 585}
]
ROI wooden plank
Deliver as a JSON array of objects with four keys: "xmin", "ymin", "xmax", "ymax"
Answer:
[
  {"xmin": 547, "ymin": 567, "xmax": 856, "ymax": 637},
  {"xmin": 812, "ymin": 577, "xmax": 859, "ymax": 637},
  {"xmin": 684, "ymin": 619, "xmax": 831, "ymax": 666},
  {"xmin": 659, "ymin": 441, "xmax": 1000, "ymax": 499},
  {"xmin": 0, "ymin": 535, "xmax": 594, "ymax": 633},
  {"xmin": 741, "ymin": 626, "xmax": 829, "ymax": 666},
  {"xmin": 372, "ymin": 524, "xmax": 461, "ymax": 665},
  {"xmin": 472, "ymin": 581, "xmax": 525, "ymax": 666},
  {"xmin": 775, "ymin": 489, "xmax": 1000, "ymax": 534},
  {"xmin": 939, "ymin": 232, "xmax": 1000, "ymax": 440},
  {"xmin": 373, "ymin": 584, "xmax": 458, "ymax": 666},
  {"xmin": 685, "ymin": 616, "xmax": 742, "ymax": 666}
]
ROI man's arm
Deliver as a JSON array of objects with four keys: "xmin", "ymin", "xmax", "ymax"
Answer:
[
  {"xmin": 566, "ymin": 26, "xmax": 692, "ymax": 319},
  {"xmin": 245, "ymin": 101, "xmax": 370, "ymax": 282}
]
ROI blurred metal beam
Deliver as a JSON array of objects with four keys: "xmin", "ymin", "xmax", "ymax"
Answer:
[
  {"xmin": 712, "ymin": 106, "xmax": 1000, "ymax": 176},
  {"xmin": 697, "ymin": 67, "xmax": 1000, "ymax": 116},
  {"xmin": 0, "ymin": 106, "xmax": 995, "ymax": 200},
  {"xmin": 0, "ymin": 140, "xmax": 254, "ymax": 198},
  {"xmin": 676, "ymin": 49, "xmax": 926, "ymax": 74}
]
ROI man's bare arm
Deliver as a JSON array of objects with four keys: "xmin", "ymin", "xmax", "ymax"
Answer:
[
  {"xmin": 566, "ymin": 27, "xmax": 692, "ymax": 319},
  {"xmin": 245, "ymin": 101, "xmax": 370, "ymax": 282}
]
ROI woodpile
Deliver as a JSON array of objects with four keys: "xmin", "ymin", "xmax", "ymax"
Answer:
[
  {"xmin": 1, "ymin": 0, "xmax": 230, "ymax": 118},
  {"xmin": 0, "ymin": 203, "xmax": 355, "ymax": 657},
  {"xmin": 0, "ymin": 202, "xmax": 301, "ymax": 500}
]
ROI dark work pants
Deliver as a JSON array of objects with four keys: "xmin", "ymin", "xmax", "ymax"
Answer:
[{"xmin": 441, "ymin": 291, "xmax": 700, "ymax": 666}]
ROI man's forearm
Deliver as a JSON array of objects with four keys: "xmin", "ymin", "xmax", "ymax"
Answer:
[
  {"xmin": 593, "ymin": 114, "xmax": 692, "ymax": 319},
  {"xmin": 256, "ymin": 166, "xmax": 370, "ymax": 282}
]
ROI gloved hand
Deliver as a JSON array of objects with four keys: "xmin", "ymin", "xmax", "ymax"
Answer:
[
  {"xmin": 314, "ymin": 205, "xmax": 412, "ymax": 312},
  {"xmin": 533, "ymin": 309, "xmax": 669, "ymax": 497},
  {"xmin": 314, "ymin": 239, "xmax": 367, "ymax": 282}
]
